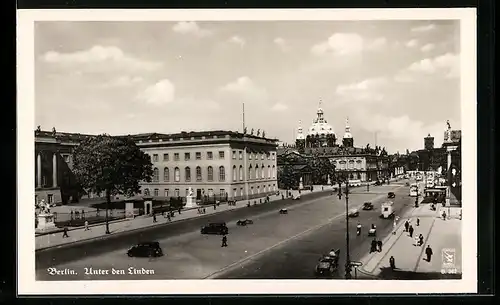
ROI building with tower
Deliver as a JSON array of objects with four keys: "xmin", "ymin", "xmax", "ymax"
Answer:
[
  {"xmin": 424, "ymin": 134, "xmax": 435, "ymax": 150},
  {"xmin": 278, "ymin": 102, "xmax": 391, "ymax": 184}
]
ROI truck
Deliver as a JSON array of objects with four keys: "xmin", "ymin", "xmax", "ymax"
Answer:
[{"xmin": 380, "ymin": 201, "xmax": 394, "ymax": 219}]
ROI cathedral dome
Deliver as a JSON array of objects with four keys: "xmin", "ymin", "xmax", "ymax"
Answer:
[{"xmin": 307, "ymin": 106, "xmax": 335, "ymax": 137}]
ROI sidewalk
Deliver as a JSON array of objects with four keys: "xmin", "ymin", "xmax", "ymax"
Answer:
[
  {"xmin": 359, "ymin": 201, "xmax": 462, "ymax": 279},
  {"xmin": 36, "ymin": 186, "xmax": 330, "ymax": 250}
]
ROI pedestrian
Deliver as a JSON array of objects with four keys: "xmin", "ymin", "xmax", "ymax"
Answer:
[
  {"xmin": 370, "ymin": 238, "xmax": 377, "ymax": 253},
  {"xmin": 409, "ymin": 225, "xmax": 414, "ymax": 238},
  {"xmin": 266, "ymin": 196, "xmax": 269, "ymax": 203},
  {"xmin": 213, "ymin": 204, "xmax": 216, "ymax": 210},
  {"xmin": 377, "ymin": 240, "xmax": 383, "ymax": 252},
  {"xmin": 221, "ymin": 235, "xmax": 228, "ymax": 247},
  {"xmin": 167, "ymin": 214, "xmax": 171, "ymax": 222},
  {"xmin": 322, "ymin": 186, "xmax": 324, "ymax": 191},
  {"xmin": 416, "ymin": 218, "xmax": 420, "ymax": 226},
  {"xmin": 392, "ymin": 220, "xmax": 397, "ymax": 235},
  {"xmin": 82, "ymin": 209, "xmax": 85, "ymax": 219},
  {"xmin": 419, "ymin": 234, "xmax": 424, "ymax": 246},
  {"xmin": 203, "ymin": 208, "xmax": 206, "ymax": 214},
  {"xmin": 70, "ymin": 210, "xmax": 74, "ymax": 220},
  {"xmin": 281, "ymin": 194, "xmax": 284, "ymax": 200},
  {"xmin": 84, "ymin": 220, "xmax": 90, "ymax": 231},
  {"xmin": 414, "ymin": 235, "xmax": 419, "ymax": 246},
  {"xmin": 153, "ymin": 213, "xmax": 157, "ymax": 223},
  {"xmin": 425, "ymin": 245, "xmax": 433, "ymax": 262},
  {"xmin": 442, "ymin": 210, "xmax": 447, "ymax": 220},
  {"xmin": 404, "ymin": 220, "xmax": 409, "ymax": 232},
  {"xmin": 178, "ymin": 208, "xmax": 182, "ymax": 214},
  {"xmin": 389, "ymin": 256, "xmax": 396, "ymax": 270},
  {"xmin": 62, "ymin": 227, "xmax": 69, "ymax": 238}
]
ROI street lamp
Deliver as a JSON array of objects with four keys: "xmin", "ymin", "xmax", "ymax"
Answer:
[
  {"xmin": 97, "ymin": 156, "xmax": 111, "ymax": 235},
  {"xmin": 338, "ymin": 176, "xmax": 352, "ymax": 279}
]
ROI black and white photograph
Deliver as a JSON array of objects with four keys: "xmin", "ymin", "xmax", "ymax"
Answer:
[{"xmin": 17, "ymin": 9, "xmax": 477, "ymax": 295}]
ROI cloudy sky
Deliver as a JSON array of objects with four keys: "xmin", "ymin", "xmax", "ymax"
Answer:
[{"xmin": 35, "ymin": 20, "xmax": 461, "ymax": 153}]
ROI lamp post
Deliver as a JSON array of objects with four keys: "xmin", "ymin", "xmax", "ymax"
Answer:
[
  {"xmin": 338, "ymin": 176, "xmax": 352, "ymax": 279},
  {"xmin": 97, "ymin": 156, "xmax": 111, "ymax": 235}
]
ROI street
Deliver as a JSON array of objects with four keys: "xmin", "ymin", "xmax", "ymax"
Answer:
[{"xmin": 37, "ymin": 183, "xmax": 411, "ymax": 280}]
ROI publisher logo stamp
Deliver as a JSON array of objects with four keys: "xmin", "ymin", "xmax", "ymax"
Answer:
[{"xmin": 441, "ymin": 248, "xmax": 457, "ymax": 274}]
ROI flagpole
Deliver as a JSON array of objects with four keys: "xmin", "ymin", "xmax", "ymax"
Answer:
[{"xmin": 242, "ymin": 103, "xmax": 249, "ymax": 202}]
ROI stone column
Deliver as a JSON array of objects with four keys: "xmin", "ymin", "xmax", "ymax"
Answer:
[
  {"xmin": 37, "ymin": 152, "xmax": 42, "ymax": 188},
  {"xmin": 52, "ymin": 153, "xmax": 58, "ymax": 187}
]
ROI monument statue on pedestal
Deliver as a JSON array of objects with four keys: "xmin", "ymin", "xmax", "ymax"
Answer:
[
  {"xmin": 185, "ymin": 186, "xmax": 197, "ymax": 208},
  {"xmin": 36, "ymin": 199, "xmax": 56, "ymax": 231},
  {"xmin": 299, "ymin": 176, "xmax": 304, "ymax": 190},
  {"xmin": 327, "ymin": 174, "xmax": 331, "ymax": 186},
  {"xmin": 444, "ymin": 120, "xmax": 452, "ymax": 143}
]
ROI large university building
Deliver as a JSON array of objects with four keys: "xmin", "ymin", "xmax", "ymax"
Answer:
[{"xmin": 34, "ymin": 128, "xmax": 278, "ymax": 205}]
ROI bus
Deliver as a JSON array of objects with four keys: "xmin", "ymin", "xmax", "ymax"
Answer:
[{"xmin": 409, "ymin": 183, "xmax": 419, "ymax": 197}]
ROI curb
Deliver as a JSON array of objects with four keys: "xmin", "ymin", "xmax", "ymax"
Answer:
[{"xmin": 36, "ymin": 190, "xmax": 331, "ymax": 252}]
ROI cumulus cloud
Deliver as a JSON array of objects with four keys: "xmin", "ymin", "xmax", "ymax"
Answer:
[
  {"xmin": 311, "ymin": 33, "xmax": 387, "ymax": 56},
  {"xmin": 274, "ymin": 37, "xmax": 290, "ymax": 52},
  {"xmin": 411, "ymin": 24, "xmax": 437, "ymax": 32},
  {"xmin": 172, "ymin": 21, "xmax": 212, "ymax": 37},
  {"xmin": 136, "ymin": 79, "xmax": 176, "ymax": 106},
  {"xmin": 41, "ymin": 45, "xmax": 163, "ymax": 72},
  {"xmin": 420, "ymin": 43, "xmax": 436, "ymax": 52},
  {"xmin": 219, "ymin": 76, "xmax": 268, "ymax": 103},
  {"xmin": 271, "ymin": 103, "xmax": 288, "ymax": 111},
  {"xmin": 408, "ymin": 53, "xmax": 459, "ymax": 78},
  {"xmin": 229, "ymin": 35, "xmax": 246, "ymax": 47},
  {"xmin": 406, "ymin": 39, "xmax": 419, "ymax": 48},
  {"xmin": 335, "ymin": 77, "xmax": 388, "ymax": 102}
]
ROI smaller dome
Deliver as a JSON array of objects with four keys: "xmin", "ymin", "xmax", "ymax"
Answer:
[{"xmin": 296, "ymin": 120, "xmax": 305, "ymax": 140}]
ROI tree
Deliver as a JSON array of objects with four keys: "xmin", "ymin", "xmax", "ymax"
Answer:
[
  {"xmin": 72, "ymin": 134, "xmax": 153, "ymax": 234},
  {"xmin": 277, "ymin": 164, "xmax": 300, "ymax": 190},
  {"xmin": 308, "ymin": 153, "xmax": 336, "ymax": 184}
]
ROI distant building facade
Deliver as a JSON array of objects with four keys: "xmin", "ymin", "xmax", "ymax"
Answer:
[{"xmin": 34, "ymin": 128, "xmax": 278, "ymax": 205}]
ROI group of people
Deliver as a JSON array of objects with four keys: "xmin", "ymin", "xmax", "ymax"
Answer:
[{"xmin": 370, "ymin": 238, "xmax": 383, "ymax": 253}]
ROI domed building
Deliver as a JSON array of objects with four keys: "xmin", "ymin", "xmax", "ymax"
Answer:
[{"xmin": 295, "ymin": 103, "xmax": 336, "ymax": 151}]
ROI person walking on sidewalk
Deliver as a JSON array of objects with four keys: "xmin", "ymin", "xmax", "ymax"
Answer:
[
  {"xmin": 62, "ymin": 227, "xmax": 69, "ymax": 238},
  {"xmin": 389, "ymin": 256, "xmax": 396, "ymax": 270},
  {"xmin": 442, "ymin": 210, "xmax": 447, "ymax": 220},
  {"xmin": 84, "ymin": 220, "xmax": 90, "ymax": 231},
  {"xmin": 408, "ymin": 225, "xmax": 414, "ymax": 238},
  {"xmin": 370, "ymin": 238, "xmax": 377, "ymax": 253},
  {"xmin": 418, "ymin": 234, "xmax": 424, "ymax": 246},
  {"xmin": 425, "ymin": 245, "xmax": 433, "ymax": 262},
  {"xmin": 404, "ymin": 220, "xmax": 409, "ymax": 232},
  {"xmin": 167, "ymin": 213, "xmax": 171, "ymax": 222},
  {"xmin": 153, "ymin": 213, "xmax": 157, "ymax": 223},
  {"xmin": 416, "ymin": 218, "xmax": 420, "ymax": 226},
  {"xmin": 221, "ymin": 235, "xmax": 228, "ymax": 247},
  {"xmin": 377, "ymin": 240, "xmax": 383, "ymax": 252}
]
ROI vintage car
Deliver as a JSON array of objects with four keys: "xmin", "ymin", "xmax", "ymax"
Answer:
[
  {"xmin": 201, "ymin": 222, "xmax": 229, "ymax": 235},
  {"xmin": 348, "ymin": 208, "xmax": 359, "ymax": 217},
  {"xmin": 362, "ymin": 202, "xmax": 374, "ymax": 210},
  {"xmin": 374, "ymin": 180, "xmax": 382, "ymax": 186},
  {"xmin": 236, "ymin": 219, "xmax": 254, "ymax": 226},
  {"xmin": 315, "ymin": 253, "xmax": 339, "ymax": 276},
  {"xmin": 368, "ymin": 224, "xmax": 377, "ymax": 236},
  {"xmin": 127, "ymin": 241, "xmax": 163, "ymax": 258},
  {"xmin": 388, "ymin": 192, "xmax": 396, "ymax": 199},
  {"xmin": 292, "ymin": 194, "xmax": 301, "ymax": 200},
  {"xmin": 279, "ymin": 208, "xmax": 288, "ymax": 214}
]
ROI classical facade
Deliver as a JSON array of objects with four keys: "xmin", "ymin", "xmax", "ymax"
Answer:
[
  {"xmin": 34, "ymin": 128, "xmax": 278, "ymax": 205},
  {"xmin": 290, "ymin": 105, "xmax": 390, "ymax": 183},
  {"xmin": 135, "ymin": 131, "xmax": 278, "ymax": 201}
]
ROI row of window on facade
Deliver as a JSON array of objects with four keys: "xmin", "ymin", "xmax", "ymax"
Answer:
[
  {"xmin": 150, "ymin": 150, "xmax": 276, "ymax": 163},
  {"xmin": 151, "ymin": 165, "xmax": 277, "ymax": 183},
  {"xmin": 143, "ymin": 184, "xmax": 277, "ymax": 198},
  {"xmin": 335, "ymin": 159, "xmax": 365, "ymax": 170}
]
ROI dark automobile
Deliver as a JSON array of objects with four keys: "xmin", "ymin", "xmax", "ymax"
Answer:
[
  {"xmin": 236, "ymin": 219, "xmax": 253, "ymax": 226},
  {"xmin": 362, "ymin": 202, "xmax": 374, "ymax": 210},
  {"xmin": 388, "ymin": 192, "xmax": 396, "ymax": 199},
  {"xmin": 127, "ymin": 242, "xmax": 163, "ymax": 257},
  {"xmin": 201, "ymin": 222, "xmax": 228, "ymax": 235},
  {"xmin": 348, "ymin": 208, "xmax": 359, "ymax": 217},
  {"xmin": 279, "ymin": 208, "xmax": 288, "ymax": 214},
  {"xmin": 315, "ymin": 254, "xmax": 339, "ymax": 276},
  {"xmin": 374, "ymin": 180, "xmax": 382, "ymax": 186}
]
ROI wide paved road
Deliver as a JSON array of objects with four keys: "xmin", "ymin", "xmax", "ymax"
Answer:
[
  {"xmin": 37, "ymin": 182, "xmax": 411, "ymax": 280},
  {"xmin": 216, "ymin": 182, "xmax": 415, "ymax": 279}
]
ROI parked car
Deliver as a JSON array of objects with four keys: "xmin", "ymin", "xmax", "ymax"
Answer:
[
  {"xmin": 127, "ymin": 241, "xmax": 163, "ymax": 258},
  {"xmin": 236, "ymin": 219, "xmax": 253, "ymax": 226},
  {"xmin": 201, "ymin": 222, "xmax": 228, "ymax": 235},
  {"xmin": 314, "ymin": 252, "xmax": 339, "ymax": 276},
  {"xmin": 362, "ymin": 202, "xmax": 374, "ymax": 210},
  {"xmin": 348, "ymin": 208, "xmax": 359, "ymax": 217},
  {"xmin": 388, "ymin": 192, "xmax": 396, "ymax": 199},
  {"xmin": 279, "ymin": 208, "xmax": 288, "ymax": 214}
]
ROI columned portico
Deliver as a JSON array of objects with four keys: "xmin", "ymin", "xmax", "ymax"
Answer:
[
  {"xmin": 52, "ymin": 152, "xmax": 57, "ymax": 187},
  {"xmin": 37, "ymin": 153, "xmax": 42, "ymax": 188}
]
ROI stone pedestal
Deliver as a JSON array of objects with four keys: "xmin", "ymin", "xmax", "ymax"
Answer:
[
  {"xmin": 299, "ymin": 177, "xmax": 304, "ymax": 190},
  {"xmin": 37, "ymin": 213, "xmax": 56, "ymax": 230},
  {"xmin": 185, "ymin": 195, "xmax": 197, "ymax": 208}
]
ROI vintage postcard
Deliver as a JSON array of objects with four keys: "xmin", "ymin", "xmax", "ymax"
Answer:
[{"xmin": 17, "ymin": 8, "xmax": 477, "ymax": 295}]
